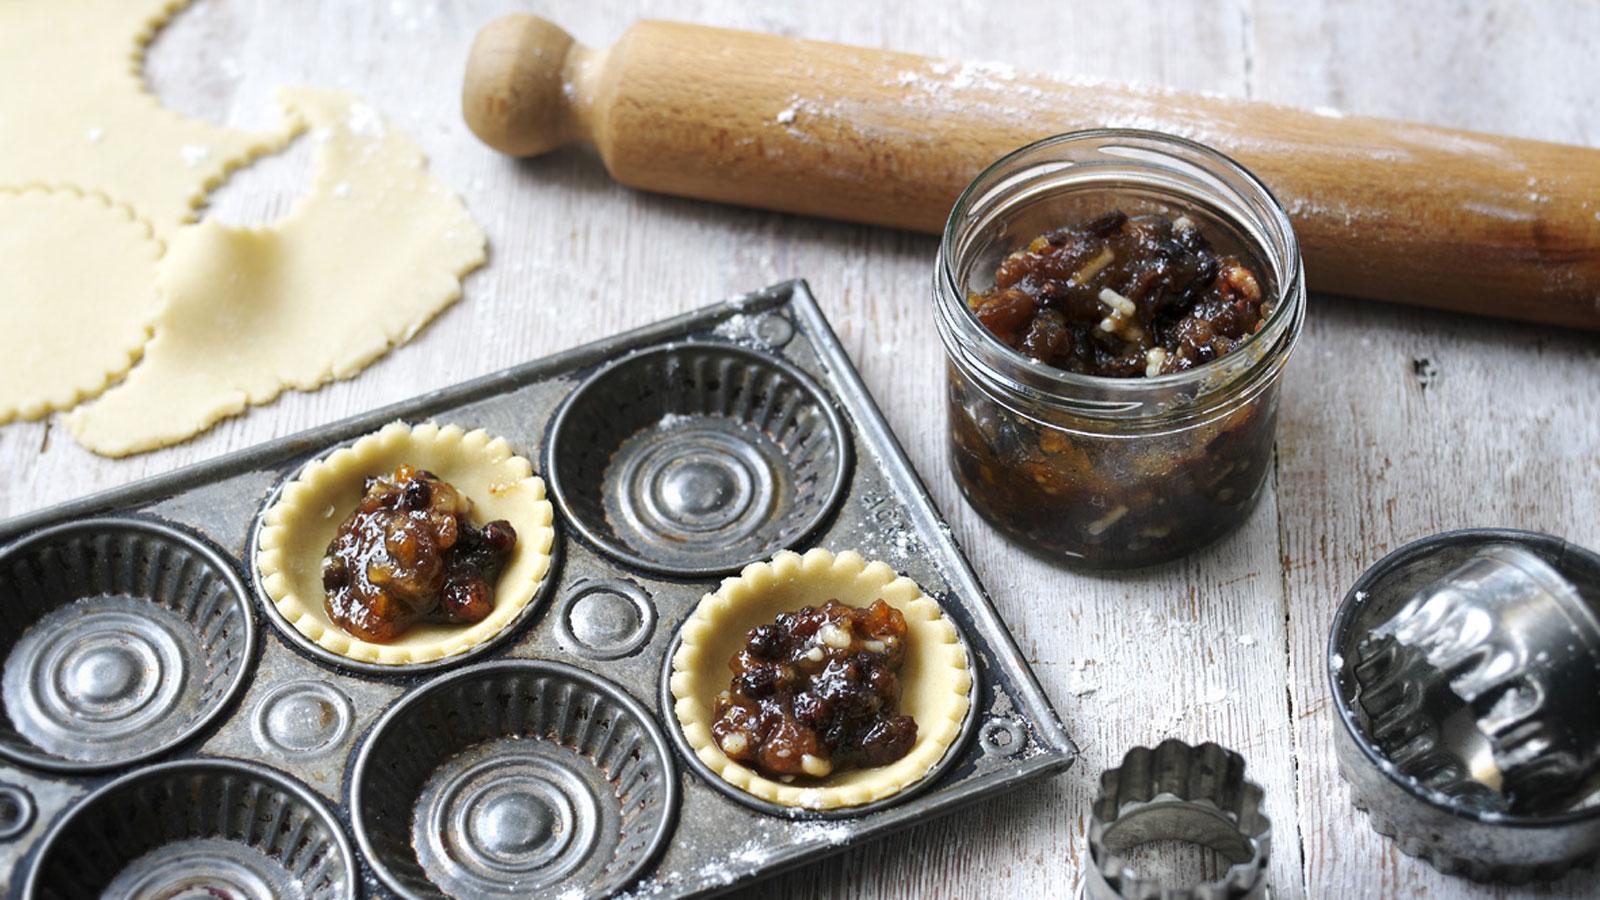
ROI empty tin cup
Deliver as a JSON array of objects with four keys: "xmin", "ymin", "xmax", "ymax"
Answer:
[
  {"xmin": 1331, "ymin": 529, "xmax": 1600, "ymax": 882},
  {"xmin": 351, "ymin": 659, "xmax": 677, "ymax": 899},
  {"xmin": 25, "ymin": 758, "xmax": 355, "ymax": 899},
  {"xmin": 0, "ymin": 518, "xmax": 255, "ymax": 772},
  {"xmin": 546, "ymin": 342, "xmax": 850, "ymax": 577}
]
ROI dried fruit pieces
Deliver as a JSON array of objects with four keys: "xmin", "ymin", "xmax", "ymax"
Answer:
[
  {"xmin": 970, "ymin": 209, "xmax": 1269, "ymax": 377},
  {"xmin": 712, "ymin": 599, "xmax": 918, "ymax": 779},
  {"xmin": 322, "ymin": 465, "xmax": 517, "ymax": 643}
]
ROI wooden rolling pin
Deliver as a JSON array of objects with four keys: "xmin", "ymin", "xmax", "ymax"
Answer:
[{"xmin": 463, "ymin": 16, "xmax": 1600, "ymax": 330}]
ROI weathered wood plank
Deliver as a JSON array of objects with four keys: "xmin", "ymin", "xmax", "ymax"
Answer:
[{"xmin": 1252, "ymin": 1, "xmax": 1600, "ymax": 897}]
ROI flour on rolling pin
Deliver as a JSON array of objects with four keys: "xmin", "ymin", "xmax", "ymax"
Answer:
[{"xmin": 465, "ymin": 16, "xmax": 1600, "ymax": 330}]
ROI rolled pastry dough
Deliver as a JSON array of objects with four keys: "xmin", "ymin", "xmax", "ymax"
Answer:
[
  {"xmin": 68, "ymin": 88, "xmax": 488, "ymax": 456},
  {"xmin": 0, "ymin": 0, "xmax": 296, "ymax": 235},
  {"xmin": 0, "ymin": 187, "xmax": 164, "ymax": 423}
]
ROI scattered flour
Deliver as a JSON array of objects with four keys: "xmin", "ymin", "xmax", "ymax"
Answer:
[
  {"xmin": 790, "ymin": 820, "xmax": 853, "ymax": 845},
  {"xmin": 712, "ymin": 312, "xmax": 756, "ymax": 343},
  {"xmin": 887, "ymin": 526, "xmax": 921, "ymax": 560},
  {"xmin": 178, "ymin": 143, "xmax": 210, "ymax": 167},
  {"xmin": 345, "ymin": 102, "xmax": 386, "ymax": 139},
  {"xmin": 1065, "ymin": 658, "xmax": 1099, "ymax": 697}
]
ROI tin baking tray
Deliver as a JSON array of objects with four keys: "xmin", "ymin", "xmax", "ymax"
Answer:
[{"xmin": 0, "ymin": 280, "xmax": 1076, "ymax": 898}]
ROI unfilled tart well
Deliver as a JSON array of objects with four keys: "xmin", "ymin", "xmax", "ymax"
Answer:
[
  {"xmin": 670, "ymin": 548, "xmax": 971, "ymax": 809},
  {"xmin": 256, "ymin": 421, "xmax": 554, "ymax": 665}
]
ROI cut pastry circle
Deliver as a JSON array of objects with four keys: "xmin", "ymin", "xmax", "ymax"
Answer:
[
  {"xmin": 670, "ymin": 548, "xmax": 972, "ymax": 810},
  {"xmin": 255, "ymin": 422, "xmax": 555, "ymax": 666},
  {"xmin": 0, "ymin": 186, "xmax": 163, "ymax": 423}
]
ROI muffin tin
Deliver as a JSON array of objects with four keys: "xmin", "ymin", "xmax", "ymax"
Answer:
[{"xmin": 0, "ymin": 281, "xmax": 1076, "ymax": 898}]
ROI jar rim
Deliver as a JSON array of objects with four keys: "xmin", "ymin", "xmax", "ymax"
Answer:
[{"xmin": 934, "ymin": 128, "xmax": 1305, "ymax": 408}]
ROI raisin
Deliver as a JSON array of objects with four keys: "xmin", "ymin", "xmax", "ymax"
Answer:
[
  {"xmin": 1020, "ymin": 310, "xmax": 1071, "ymax": 363},
  {"xmin": 400, "ymin": 479, "xmax": 431, "ymax": 511},
  {"xmin": 974, "ymin": 288, "xmax": 1036, "ymax": 344},
  {"xmin": 480, "ymin": 520, "xmax": 517, "ymax": 553}
]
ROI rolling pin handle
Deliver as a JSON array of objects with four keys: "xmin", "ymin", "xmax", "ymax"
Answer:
[{"xmin": 462, "ymin": 14, "xmax": 591, "ymax": 157}]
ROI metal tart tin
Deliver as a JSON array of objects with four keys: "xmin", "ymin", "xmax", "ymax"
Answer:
[
  {"xmin": 25, "ymin": 758, "xmax": 354, "ymax": 899},
  {"xmin": 545, "ymin": 341, "xmax": 851, "ymax": 578},
  {"xmin": 1329, "ymin": 528, "xmax": 1600, "ymax": 882},
  {"xmin": 0, "ymin": 518, "xmax": 254, "ymax": 772},
  {"xmin": 0, "ymin": 282, "xmax": 1075, "ymax": 897},
  {"xmin": 1086, "ymin": 739, "xmax": 1271, "ymax": 900},
  {"xmin": 351, "ymin": 659, "xmax": 675, "ymax": 898}
]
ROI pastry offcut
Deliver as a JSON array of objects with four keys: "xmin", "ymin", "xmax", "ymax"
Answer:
[
  {"xmin": 671, "ymin": 548, "xmax": 973, "ymax": 810},
  {"xmin": 255, "ymin": 422, "xmax": 554, "ymax": 666},
  {"xmin": 0, "ymin": 187, "xmax": 163, "ymax": 423}
]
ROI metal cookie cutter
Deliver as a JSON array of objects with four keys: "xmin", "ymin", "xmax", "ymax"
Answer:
[
  {"xmin": 1086, "ymin": 739, "xmax": 1270, "ymax": 899},
  {"xmin": 1330, "ymin": 529, "xmax": 1600, "ymax": 882}
]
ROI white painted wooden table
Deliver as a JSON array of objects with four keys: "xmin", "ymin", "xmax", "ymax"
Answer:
[{"xmin": 2, "ymin": 2, "xmax": 1596, "ymax": 897}]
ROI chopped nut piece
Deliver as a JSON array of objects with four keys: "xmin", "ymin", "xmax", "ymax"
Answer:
[
  {"xmin": 818, "ymin": 622, "xmax": 851, "ymax": 649},
  {"xmin": 801, "ymin": 753, "xmax": 833, "ymax": 777},
  {"xmin": 1097, "ymin": 287, "xmax": 1138, "ymax": 319},
  {"xmin": 1070, "ymin": 247, "xmax": 1116, "ymax": 285},
  {"xmin": 1086, "ymin": 505, "xmax": 1130, "ymax": 536}
]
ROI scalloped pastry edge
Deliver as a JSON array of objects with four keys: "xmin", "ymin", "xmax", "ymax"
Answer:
[{"xmin": 0, "ymin": 184, "xmax": 165, "ymax": 424}]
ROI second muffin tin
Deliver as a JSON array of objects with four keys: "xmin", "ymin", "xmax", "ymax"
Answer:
[{"xmin": 0, "ymin": 280, "xmax": 1076, "ymax": 898}]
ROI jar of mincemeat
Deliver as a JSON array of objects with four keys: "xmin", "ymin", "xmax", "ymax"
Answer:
[{"xmin": 933, "ymin": 130, "xmax": 1305, "ymax": 568}]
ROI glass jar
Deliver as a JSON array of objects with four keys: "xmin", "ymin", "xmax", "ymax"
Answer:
[{"xmin": 933, "ymin": 130, "xmax": 1305, "ymax": 569}]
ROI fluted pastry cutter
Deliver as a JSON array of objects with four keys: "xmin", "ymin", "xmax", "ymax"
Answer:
[
  {"xmin": 1330, "ymin": 529, "xmax": 1600, "ymax": 882},
  {"xmin": 1085, "ymin": 739, "xmax": 1270, "ymax": 900}
]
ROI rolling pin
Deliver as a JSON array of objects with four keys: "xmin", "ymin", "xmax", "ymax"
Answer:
[{"xmin": 462, "ymin": 16, "xmax": 1600, "ymax": 330}]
